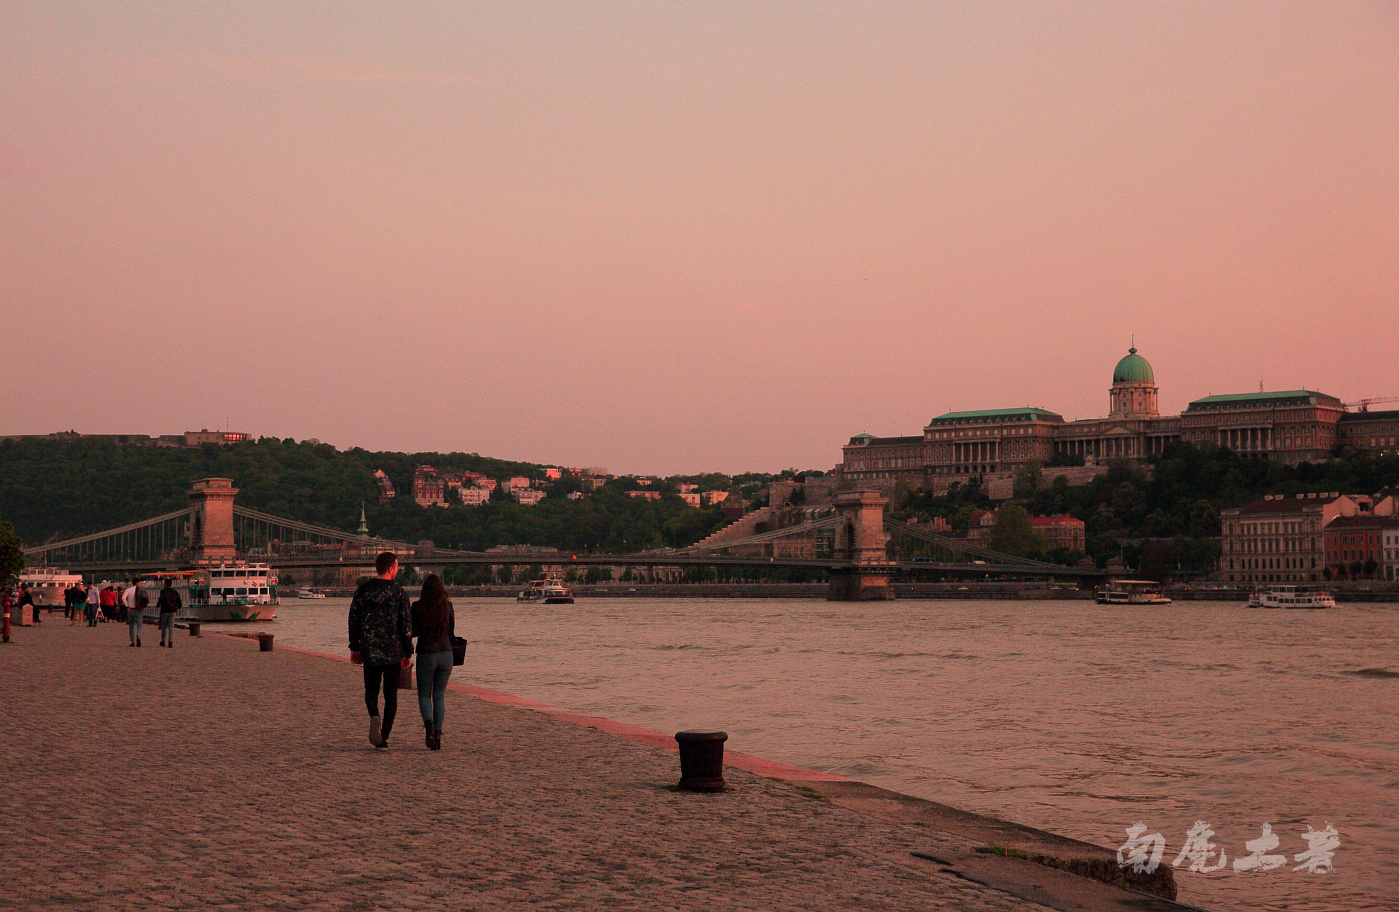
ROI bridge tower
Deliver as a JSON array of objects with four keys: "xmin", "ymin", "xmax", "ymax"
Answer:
[
  {"xmin": 188, "ymin": 478, "xmax": 239, "ymax": 564},
  {"xmin": 827, "ymin": 489, "xmax": 894, "ymax": 601}
]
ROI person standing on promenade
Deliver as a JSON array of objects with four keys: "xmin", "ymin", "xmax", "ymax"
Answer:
[
  {"xmin": 123, "ymin": 578, "xmax": 148, "ymax": 647},
  {"xmin": 19, "ymin": 583, "xmax": 36, "ymax": 624},
  {"xmin": 63, "ymin": 583, "xmax": 75, "ymax": 621},
  {"xmin": 349, "ymin": 552, "xmax": 412, "ymax": 750},
  {"xmin": 69, "ymin": 583, "xmax": 87, "ymax": 626},
  {"xmin": 101, "ymin": 584, "xmax": 117, "ymax": 622},
  {"xmin": 411, "ymin": 574, "xmax": 456, "ymax": 751},
  {"xmin": 85, "ymin": 582, "xmax": 101, "ymax": 626},
  {"xmin": 156, "ymin": 579, "xmax": 181, "ymax": 647}
]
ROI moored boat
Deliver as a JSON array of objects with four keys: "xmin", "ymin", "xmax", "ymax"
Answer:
[
  {"xmin": 1248, "ymin": 585, "xmax": 1335, "ymax": 610},
  {"xmin": 297, "ymin": 588, "xmax": 327, "ymax": 599},
  {"xmin": 1095, "ymin": 579, "xmax": 1171, "ymax": 605},
  {"xmin": 19, "ymin": 568, "xmax": 85, "ymax": 607},
  {"xmin": 140, "ymin": 563, "xmax": 279, "ymax": 622}
]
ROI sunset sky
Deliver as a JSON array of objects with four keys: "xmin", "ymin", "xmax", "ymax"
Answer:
[{"xmin": 4, "ymin": 3, "xmax": 1396, "ymax": 474}]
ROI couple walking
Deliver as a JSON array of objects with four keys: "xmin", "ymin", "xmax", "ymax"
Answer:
[{"xmin": 348, "ymin": 552, "xmax": 458, "ymax": 751}]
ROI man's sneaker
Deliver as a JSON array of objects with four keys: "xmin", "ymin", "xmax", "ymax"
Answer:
[
  {"xmin": 369, "ymin": 716, "xmax": 382, "ymax": 747},
  {"xmin": 375, "ymin": 739, "xmax": 389, "ymax": 751}
]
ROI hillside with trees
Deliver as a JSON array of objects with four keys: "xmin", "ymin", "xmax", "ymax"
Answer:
[
  {"xmin": 892, "ymin": 442, "xmax": 1399, "ymax": 572},
  {"xmin": 0, "ymin": 437, "xmax": 793, "ymax": 554}
]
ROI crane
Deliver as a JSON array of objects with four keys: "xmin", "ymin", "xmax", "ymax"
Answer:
[{"xmin": 1343, "ymin": 397, "xmax": 1399, "ymax": 413}]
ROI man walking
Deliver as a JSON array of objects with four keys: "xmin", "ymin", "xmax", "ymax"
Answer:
[
  {"xmin": 348, "ymin": 552, "xmax": 412, "ymax": 750},
  {"xmin": 156, "ymin": 578, "xmax": 181, "ymax": 647},
  {"xmin": 124, "ymin": 578, "xmax": 148, "ymax": 647}
]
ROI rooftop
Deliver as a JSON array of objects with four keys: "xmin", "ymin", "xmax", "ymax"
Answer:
[
  {"xmin": 1228, "ymin": 493, "xmax": 1350, "ymax": 515},
  {"xmin": 928, "ymin": 407, "xmax": 1064, "ymax": 425},
  {"xmin": 846, "ymin": 434, "xmax": 924, "ymax": 447},
  {"xmin": 1186, "ymin": 390, "xmax": 1342, "ymax": 409}
]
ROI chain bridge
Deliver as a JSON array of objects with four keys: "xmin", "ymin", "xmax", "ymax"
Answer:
[{"xmin": 21, "ymin": 479, "xmax": 1104, "ymax": 601}]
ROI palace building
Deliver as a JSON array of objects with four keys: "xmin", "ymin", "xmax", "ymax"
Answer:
[{"xmin": 840, "ymin": 347, "xmax": 1398, "ymax": 490}]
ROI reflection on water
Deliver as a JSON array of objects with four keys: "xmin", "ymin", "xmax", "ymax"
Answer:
[{"xmin": 269, "ymin": 597, "xmax": 1398, "ymax": 912}]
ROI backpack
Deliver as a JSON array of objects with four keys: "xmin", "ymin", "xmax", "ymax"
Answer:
[{"xmin": 134, "ymin": 587, "xmax": 150, "ymax": 611}]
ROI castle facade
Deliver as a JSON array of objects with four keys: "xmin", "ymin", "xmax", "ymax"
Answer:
[{"xmin": 841, "ymin": 348, "xmax": 1398, "ymax": 490}]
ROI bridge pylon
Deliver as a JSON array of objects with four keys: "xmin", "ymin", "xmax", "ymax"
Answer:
[
  {"xmin": 188, "ymin": 478, "xmax": 238, "ymax": 564},
  {"xmin": 827, "ymin": 489, "xmax": 895, "ymax": 601}
]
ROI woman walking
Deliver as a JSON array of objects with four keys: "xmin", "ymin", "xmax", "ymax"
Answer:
[{"xmin": 411, "ymin": 575, "xmax": 456, "ymax": 750}]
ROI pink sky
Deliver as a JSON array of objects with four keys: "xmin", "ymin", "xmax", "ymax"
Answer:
[{"xmin": 3, "ymin": 3, "xmax": 1396, "ymax": 474}]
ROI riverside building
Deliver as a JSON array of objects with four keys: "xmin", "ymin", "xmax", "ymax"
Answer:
[{"xmin": 840, "ymin": 347, "xmax": 1399, "ymax": 490}]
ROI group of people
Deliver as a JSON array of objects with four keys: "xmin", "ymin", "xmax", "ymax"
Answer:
[
  {"xmin": 60, "ymin": 582, "xmax": 122, "ymax": 627},
  {"xmin": 9, "ymin": 579, "xmax": 185, "ymax": 647},
  {"xmin": 349, "ymin": 552, "xmax": 458, "ymax": 752}
]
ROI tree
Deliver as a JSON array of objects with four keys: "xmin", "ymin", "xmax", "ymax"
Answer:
[
  {"xmin": 1012, "ymin": 460, "xmax": 1043, "ymax": 498},
  {"xmin": 0, "ymin": 520, "xmax": 24, "ymax": 584},
  {"xmin": 985, "ymin": 505, "xmax": 1046, "ymax": 557}
]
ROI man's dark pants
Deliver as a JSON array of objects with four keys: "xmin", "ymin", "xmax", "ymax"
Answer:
[{"xmin": 363, "ymin": 664, "xmax": 401, "ymax": 742}]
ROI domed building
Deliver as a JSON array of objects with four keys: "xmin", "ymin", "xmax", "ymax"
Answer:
[
  {"xmin": 838, "ymin": 344, "xmax": 1388, "ymax": 493},
  {"xmin": 1109, "ymin": 347, "xmax": 1158, "ymax": 419}
]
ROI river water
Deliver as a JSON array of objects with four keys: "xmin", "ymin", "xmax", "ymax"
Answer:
[{"xmin": 269, "ymin": 597, "xmax": 1397, "ymax": 912}]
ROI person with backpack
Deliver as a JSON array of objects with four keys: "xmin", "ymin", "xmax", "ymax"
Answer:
[
  {"xmin": 348, "ymin": 552, "xmax": 412, "ymax": 751},
  {"xmin": 156, "ymin": 579, "xmax": 182, "ymax": 647},
  {"xmin": 124, "ymin": 578, "xmax": 149, "ymax": 647}
]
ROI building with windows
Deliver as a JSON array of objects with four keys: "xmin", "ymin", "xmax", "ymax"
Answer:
[
  {"xmin": 840, "ymin": 347, "xmax": 1398, "ymax": 493},
  {"xmin": 412, "ymin": 466, "xmax": 445, "ymax": 507},
  {"xmin": 1323, "ymin": 515, "xmax": 1399, "ymax": 580},
  {"xmin": 1383, "ymin": 526, "xmax": 1399, "ymax": 581},
  {"xmin": 1219, "ymin": 494, "xmax": 1360, "ymax": 584}
]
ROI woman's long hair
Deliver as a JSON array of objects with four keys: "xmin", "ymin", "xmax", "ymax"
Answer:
[{"xmin": 417, "ymin": 574, "xmax": 452, "ymax": 641}]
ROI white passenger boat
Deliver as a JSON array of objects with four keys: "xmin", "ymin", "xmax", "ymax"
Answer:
[
  {"xmin": 1247, "ymin": 585, "xmax": 1335, "ymax": 610},
  {"xmin": 517, "ymin": 578, "xmax": 575, "ymax": 604},
  {"xmin": 19, "ymin": 568, "xmax": 85, "ymax": 607},
  {"xmin": 1095, "ymin": 579, "xmax": 1171, "ymax": 605},
  {"xmin": 140, "ymin": 563, "xmax": 279, "ymax": 622},
  {"xmin": 297, "ymin": 588, "xmax": 327, "ymax": 599}
]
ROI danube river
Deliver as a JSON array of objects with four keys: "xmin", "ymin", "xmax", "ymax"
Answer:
[{"xmin": 271, "ymin": 597, "xmax": 1397, "ymax": 912}]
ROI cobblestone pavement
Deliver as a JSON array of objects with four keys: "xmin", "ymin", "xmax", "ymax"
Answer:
[{"xmin": 0, "ymin": 620, "xmax": 1052, "ymax": 911}]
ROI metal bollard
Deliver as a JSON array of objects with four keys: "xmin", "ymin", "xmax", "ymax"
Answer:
[
  {"xmin": 188, "ymin": 621, "xmax": 201, "ymax": 637},
  {"xmin": 675, "ymin": 731, "xmax": 728, "ymax": 792},
  {"xmin": 257, "ymin": 632, "xmax": 274, "ymax": 652}
]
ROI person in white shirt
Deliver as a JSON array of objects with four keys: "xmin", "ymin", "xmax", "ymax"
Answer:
[{"xmin": 123, "ymin": 579, "xmax": 148, "ymax": 647}]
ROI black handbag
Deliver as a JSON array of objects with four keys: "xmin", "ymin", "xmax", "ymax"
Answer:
[{"xmin": 451, "ymin": 635, "xmax": 467, "ymax": 666}]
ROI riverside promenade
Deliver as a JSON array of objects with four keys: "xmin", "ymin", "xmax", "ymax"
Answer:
[{"xmin": 0, "ymin": 621, "xmax": 1183, "ymax": 911}]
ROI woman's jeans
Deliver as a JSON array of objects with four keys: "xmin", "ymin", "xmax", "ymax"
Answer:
[{"xmin": 416, "ymin": 650, "xmax": 453, "ymax": 732}]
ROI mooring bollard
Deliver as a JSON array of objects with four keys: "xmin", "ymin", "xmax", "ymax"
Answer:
[
  {"xmin": 188, "ymin": 621, "xmax": 201, "ymax": 637},
  {"xmin": 675, "ymin": 730, "xmax": 728, "ymax": 792},
  {"xmin": 257, "ymin": 632, "xmax": 274, "ymax": 652}
]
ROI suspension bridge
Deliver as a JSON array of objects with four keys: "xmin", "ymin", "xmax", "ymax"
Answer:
[{"xmin": 21, "ymin": 479, "xmax": 1105, "ymax": 600}]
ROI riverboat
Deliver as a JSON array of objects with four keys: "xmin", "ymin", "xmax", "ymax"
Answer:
[
  {"xmin": 1247, "ymin": 585, "xmax": 1336, "ymax": 610},
  {"xmin": 140, "ymin": 563, "xmax": 279, "ymax": 622},
  {"xmin": 1095, "ymin": 579, "xmax": 1171, "ymax": 605},
  {"xmin": 18, "ymin": 568, "xmax": 85, "ymax": 607},
  {"xmin": 297, "ymin": 588, "xmax": 327, "ymax": 599},
  {"xmin": 517, "ymin": 579, "xmax": 575, "ymax": 604}
]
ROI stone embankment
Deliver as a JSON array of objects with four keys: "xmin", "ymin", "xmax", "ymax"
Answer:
[{"xmin": 0, "ymin": 620, "xmax": 1191, "ymax": 911}]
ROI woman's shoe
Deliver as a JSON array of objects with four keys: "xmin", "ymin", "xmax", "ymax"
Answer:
[
  {"xmin": 369, "ymin": 716, "xmax": 382, "ymax": 747},
  {"xmin": 431, "ymin": 732, "xmax": 441, "ymax": 750},
  {"xmin": 425, "ymin": 726, "xmax": 434, "ymax": 749}
]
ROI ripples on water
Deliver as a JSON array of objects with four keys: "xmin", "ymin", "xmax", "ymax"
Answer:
[{"xmin": 272, "ymin": 597, "xmax": 1397, "ymax": 912}]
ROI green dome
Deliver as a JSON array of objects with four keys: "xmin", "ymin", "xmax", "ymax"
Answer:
[{"xmin": 1112, "ymin": 347, "xmax": 1155, "ymax": 384}]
